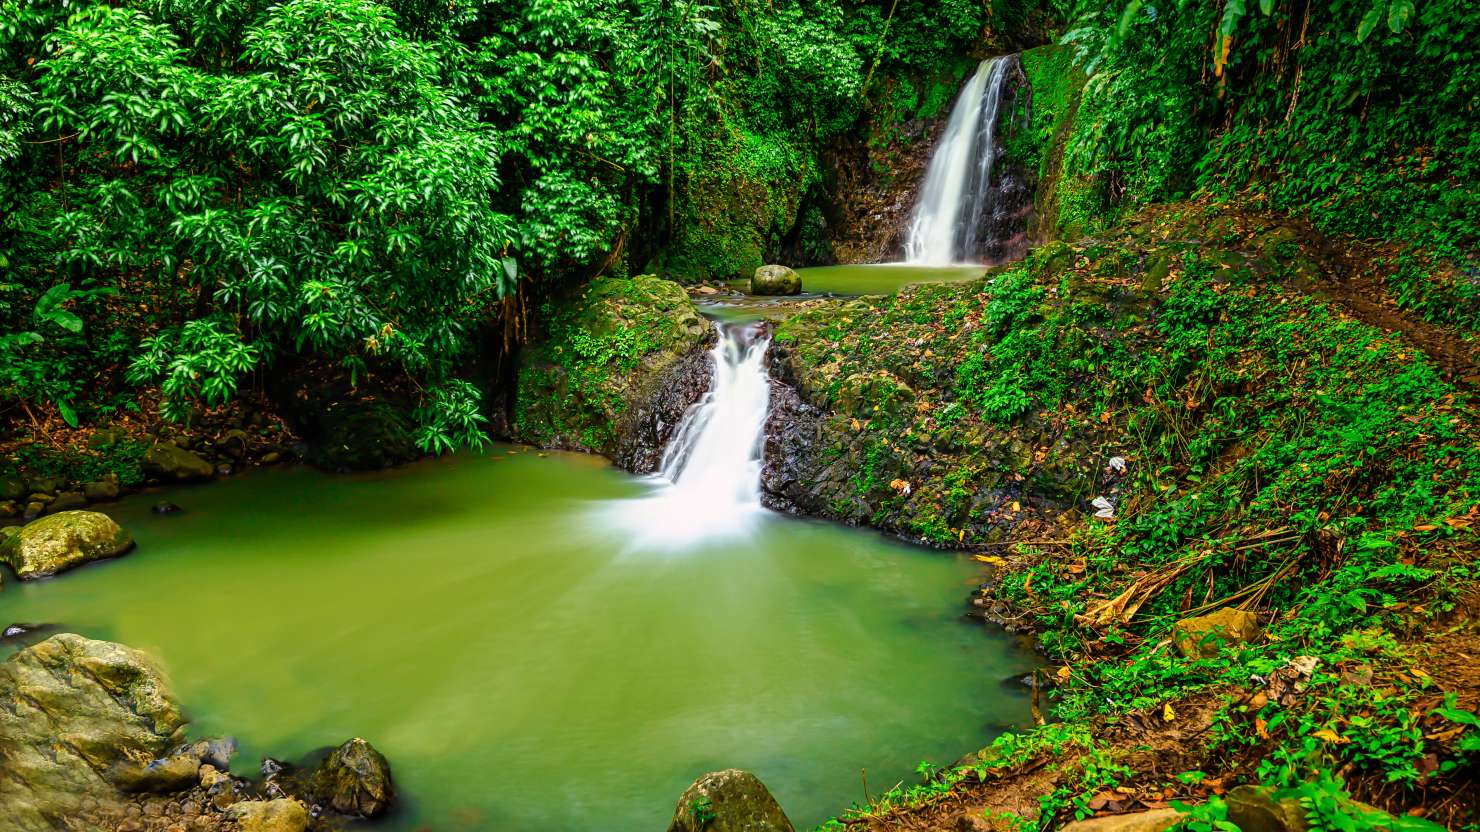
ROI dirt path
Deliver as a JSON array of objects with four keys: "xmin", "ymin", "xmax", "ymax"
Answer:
[{"xmin": 1284, "ymin": 217, "xmax": 1479, "ymax": 387}]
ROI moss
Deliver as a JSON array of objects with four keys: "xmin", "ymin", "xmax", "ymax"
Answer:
[
  {"xmin": 658, "ymin": 124, "xmax": 815, "ymax": 281},
  {"xmin": 513, "ymin": 275, "xmax": 708, "ymax": 455},
  {"xmin": 1008, "ymin": 44, "xmax": 1094, "ymax": 241}
]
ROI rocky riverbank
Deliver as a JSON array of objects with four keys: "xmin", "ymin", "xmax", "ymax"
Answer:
[{"xmin": 0, "ymin": 634, "xmax": 393, "ymax": 832}]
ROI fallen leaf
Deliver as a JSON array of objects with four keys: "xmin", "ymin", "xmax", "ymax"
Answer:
[
  {"xmin": 1056, "ymin": 665, "xmax": 1072, "ymax": 683},
  {"xmin": 973, "ymin": 554, "xmax": 1006, "ymax": 566},
  {"xmin": 1010, "ymin": 500, "xmax": 1020, "ymax": 512},
  {"xmin": 1163, "ymin": 702, "xmax": 1177, "ymax": 721},
  {"xmin": 1312, "ymin": 729, "xmax": 1350, "ymax": 744}
]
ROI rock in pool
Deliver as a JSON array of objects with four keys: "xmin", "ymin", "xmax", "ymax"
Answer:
[
  {"xmin": 0, "ymin": 510, "xmax": 134, "ymax": 579},
  {"xmin": 668, "ymin": 769, "xmax": 794, "ymax": 832},
  {"xmin": 304, "ymin": 737, "xmax": 394, "ymax": 818},
  {"xmin": 142, "ymin": 440, "xmax": 216, "ymax": 482},
  {"xmin": 751, "ymin": 264, "xmax": 801, "ymax": 296}
]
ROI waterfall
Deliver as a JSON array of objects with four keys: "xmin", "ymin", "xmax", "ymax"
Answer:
[
  {"xmin": 601, "ymin": 321, "xmax": 772, "ymax": 548},
  {"xmin": 905, "ymin": 56, "xmax": 1017, "ymax": 265}
]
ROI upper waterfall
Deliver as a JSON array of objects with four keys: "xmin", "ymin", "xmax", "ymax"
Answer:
[{"xmin": 904, "ymin": 56, "xmax": 1019, "ymax": 265}]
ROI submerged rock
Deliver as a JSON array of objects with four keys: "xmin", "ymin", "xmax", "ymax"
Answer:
[
  {"xmin": 0, "ymin": 634, "xmax": 186, "ymax": 831},
  {"xmin": 0, "ymin": 510, "xmax": 134, "ymax": 579},
  {"xmin": 1173, "ymin": 607, "xmax": 1261, "ymax": 658},
  {"xmin": 154, "ymin": 500, "xmax": 184, "ymax": 514},
  {"xmin": 751, "ymin": 264, "xmax": 801, "ymax": 296},
  {"xmin": 143, "ymin": 441, "xmax": 216, "ymax": 482},
  {"xmin": 304, "ymin": 737, "xmax": 394, "ymax": 818},
  {"xmin": 667, "ymin": 769, "xmax": 794, "ymax": 832}
]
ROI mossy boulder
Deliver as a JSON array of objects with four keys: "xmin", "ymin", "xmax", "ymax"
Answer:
[
  {"xmin": 304, "ymin": 737, "xmax": 393, "ymax": 818},
  {"xmin": 1174, "ymin": 607, "xmax": 1261, "ymax": 658},
  {"xmin": 0, "ymin": 634, "xmax": 187, "ymax": 831},
  {"xmin": 142, "ymin": 441, "xmax": 215, "ymax": 482},
  {"xmin": 0, "ymin": 510, "xmax": 134, "ymax": 579},
  {"xmin": 514, "ymin": 275, "xmax": 710, "ymax": 458},
  {"xmin": 751, "ymin": 264, "xmax": 801, "ymax": 296},
  {"xmin": 667, "ymin": 769, "xmax": 794, "ymax": 832}
]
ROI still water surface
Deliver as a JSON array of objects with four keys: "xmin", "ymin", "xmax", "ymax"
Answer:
[{"xmin": 2, "ymin": 449, "xmax": 1033, "ymax": 830}]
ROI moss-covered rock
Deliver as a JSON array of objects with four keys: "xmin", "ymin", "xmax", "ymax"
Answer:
[
  {"xmin": 751, "ymin": 264, "xmax": 801, "ymax": 296},
  {"xmin": 142, "ymin": 441, "xmax": 215, "ymax": 482},
  {"xmin": 0, "ymin": 510, "xmax": 134, "ymax": 579},
  {"xmin": 304, "ymin": 737, "xmax": 393, "ymax": 818},
  {"xmin": 514, "ymin": 275, "xmax": 711, "ymax": 459},
  {"xmin": 1174, "ymin": 607, "xmax": 1262, "ymax": 658},
  {"xmin": 667, "ymin": 769, "xmax": 794, "ymax": 832}
]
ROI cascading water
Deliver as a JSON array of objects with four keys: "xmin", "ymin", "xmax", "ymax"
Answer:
[
  {"xmin": 905, "ymin": 55, "xmax": 1019, "ymax": 265},
  {"xmin": 602, "ymin": 320, "xmax": 772, "ymax": 548}
]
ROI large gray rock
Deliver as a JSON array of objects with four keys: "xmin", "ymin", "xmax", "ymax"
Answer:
[
  {"xmin": 143, "ymin": 441, "xmax": 216, "ymax": 481},
  {"xmin": 0, "ymin": 634, "xmax": 187, "ymax": 831},
  {"xmin": 305, "ymin": 737, "xmax": 394, "ymax": 817},
  {"xmin": 0, "ymin": 510, "xmax": 134, "ymax": 579},
  {"xmin": 751, "ymin": 264, "xmax": 801, "ymax": 296},
  {"xmin": 667, "ymin": 769, "xmax": 794, "ymax": 832}
]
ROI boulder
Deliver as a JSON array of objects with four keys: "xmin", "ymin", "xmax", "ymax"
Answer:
[
  {"xmin": 0, "ymin": 470, "xmax": 25, "ymax": 501},
  {"xmin": 667, "ymin": 769, "xmax": 794, "ymax": 832},
  {"xmin": 217, "ymin": 428, "xmax": 252, "ymax": 460},
  {"xmin": 1225, "ymin": 785, "xmax": 1309, "ymax": 832},
  {"xmin": 48, "ymin": 491, "xmax": 88, "ymax": 512},
  {"xmin": 27, "ymin": 475, "xmax": 65, "ymax": 494},
  {"xmin": 0, "ymin": 634, "xmax": 187, "ymax": 832},
  {"xmin": 1059, "ymin": 808, "xmax": 1183, "ymax": 832},
  {"xmin": 1173, "ymin": 607, "xmax": 1261, "ymax": 658},
  {"xmin": 751, "ymin": 264, "xmax": 801, "ymax": 296},
  {"xmin": 226, "ymin": 799, "xmax": 311, "ymax": 832},
  {"xmin": 0, "ymin": 510, "xmax": 134, "ymax": 579},
  {"xmin": 305, "ymin": 737, "xmax": 393, "ymax": 817},
  {"xmin": 83, "ymin": 475, "xmax": 121, "ymax": 501},
  {"xmin": 143, "ymin": 441, "xmax": 215, "ymax": 482}
]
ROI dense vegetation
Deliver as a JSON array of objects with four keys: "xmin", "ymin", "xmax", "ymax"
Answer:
[{"xmin": 0, "ymin": 0, "xmax": 1010, "ymax": 449}]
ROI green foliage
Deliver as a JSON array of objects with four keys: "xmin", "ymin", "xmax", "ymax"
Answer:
[{"xmin": 1050, "ymin": 0, "xmax": 1480, "ymax": 332}]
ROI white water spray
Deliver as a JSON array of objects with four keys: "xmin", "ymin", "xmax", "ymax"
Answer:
[
  {"xmin": 602, "ymin": 321, "xmax": 772, "ymax": 548},
  {"xmin": 905, "ymin": 56, "xmax": 1015, "ymax": 265}
]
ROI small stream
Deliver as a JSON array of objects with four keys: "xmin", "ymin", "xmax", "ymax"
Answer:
[{"xmin": 1, "ymin": 450, "xmax": 1035, "ymax": 831}]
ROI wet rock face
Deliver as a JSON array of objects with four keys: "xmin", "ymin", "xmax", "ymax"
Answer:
[
  {"xmin": 667, "ymin": 769, "xmax": 795, "ymax": 832},
  {"xmin": 0, "ymin": 510, "xmax": 134, "ymax": 579},
  {"xmin": 617, "ymin": 339, "xmax": 715, "ymax": 474},
  {"xmin": 0, "ymin": 634, "xmax": 186, "ymax": 831},
  {"xmin": 760, "ymin": 378, "xmax": 823, "ymax": 515},
  {"xmin": 303, "ymin": 737, "xmax": 394, "ymax": 818}
]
